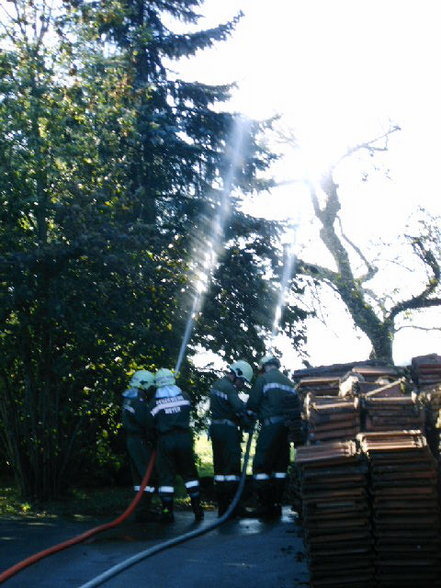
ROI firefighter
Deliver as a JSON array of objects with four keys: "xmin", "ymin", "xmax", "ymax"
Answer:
[
  {"xmin": 150, "ymin": 368, "xmax": 203, "ymax": 523},
  {"xmin": 208, "ymin": 360, "xmax": 254, "ymax": 517},
  {"xmin": 122, "ymin": 369, "xmax": 158, "ymax": 522},
  {"xmin": 246, "ymin": 355, "xmax": 297, "ymax": 518}
]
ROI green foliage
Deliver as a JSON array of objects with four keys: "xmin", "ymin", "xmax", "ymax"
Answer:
[
  {"xmin": 0, "ymin": 0, "xmax": 308, "ymax": 500},
  {"xmin": 0, "ymin": 483, "xmax": 33, "ymax": 516},
  {"xmin": 194, "ymin": 434, "xmax": 214, "ymax": 478}
]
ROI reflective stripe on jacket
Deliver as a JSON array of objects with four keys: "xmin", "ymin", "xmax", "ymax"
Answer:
[{"xmin": 247, "ymin": 369, "xmax": 297, "ymax": 421}]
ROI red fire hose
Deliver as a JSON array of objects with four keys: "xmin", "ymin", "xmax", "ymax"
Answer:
[{"xmin": 0, "ymin": 451, "xmax": 156, "ymax": 585}]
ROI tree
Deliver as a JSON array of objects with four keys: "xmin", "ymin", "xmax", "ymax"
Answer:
[
  {"xmin": 289, "ymin": 125, "xmax": 441, "ymax": 364},
  {"xmin": 69, "ymin": 0, "xmax": 309, "ymax": 368},
  {"xmin": 191, "ymin": 214, "xmax": 309, "ymax": 363},
  {"xmin": 0, "ymin": 0, "xmax": 308, "ymax": 499},
  {"xmin": 0, "ymin": 0, "xmax": 161, "ymax": 498}
]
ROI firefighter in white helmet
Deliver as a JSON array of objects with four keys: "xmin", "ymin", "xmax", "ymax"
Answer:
[
  {"xmin": 122, "ymin": 369, "xmax": 158, "ymax": 522},
  {"xmin": 208, "ymin": 360, "xmax": 254, "ymax": 517},
  {"xmin": 149, "ymin": 368, "xmax": 203, "ymax": 523},
  {"xmin": 246, "ymin": 355, "xmax": 297, "ymax": 518}
]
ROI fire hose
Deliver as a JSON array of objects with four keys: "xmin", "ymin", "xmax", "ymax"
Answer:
[
  {"xmin": 78, "ymin": 427, "xmax": 255, "ymax": 588},
  {"xmin": 0, "ymin": 451, "xmax": 157, "ymax": 585}
]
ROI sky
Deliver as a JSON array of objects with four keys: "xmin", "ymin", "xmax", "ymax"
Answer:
[{"xmin": 171, "ymin": 0, "xmax": 441, "ymax": 369}]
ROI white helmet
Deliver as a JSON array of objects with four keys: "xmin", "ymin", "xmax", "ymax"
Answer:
[
  {"xmin": 130, "ymin": 369, "xmax": 155, "ymax": 390},
  {"xmin": 155, "ymin": 368, "xmax": 176, "ymax": 387},
  {"xmin": 229, "ymin": 360, "xmax": 253, "ymax": 383},
  {"xmin": 258, "ymin": 355, "xmax": 281, "ymax": 370}
]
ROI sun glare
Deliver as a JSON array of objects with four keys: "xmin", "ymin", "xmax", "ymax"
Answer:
[{"xmin": 169, "ymin": 0, "xmax": 441, "ymax": 366}]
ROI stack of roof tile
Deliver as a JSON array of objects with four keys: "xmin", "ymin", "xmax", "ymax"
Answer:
[
  {"xmin": 358, "ymin": 430, "xmax": 441, "ymax": 587},
  {"xmin": 295, "ymin": 441, "xmax": 375, "ymax": 587},
  {"xmin": 338, "ymin": 366, "xmax": 403, "ymax": 398},
  {"xmin": 338, "ymin": 371, "xmax": 366, "ymax": 397},
  {"xmin": 296, "ymin": 376, "xmax": 340, "ymax": 401},
  {"xmin": 351, "ymin": 365, "xmax": 401, "ymax": 382},
  {"xmin": 419, "ymin": 385, "xmax": 441, "ymax": 457},
  {"xmin": 361, "ymin": 379, "xmax": 406, "ymax": 398},
  {"xmin": 411, "ymin": 354, "xmax": 441, "ymax": 390},
  {"xmin": 411, "ymin": 354, "xmax": 441, "ymax": 459},
  {"xmin": 363, "ymin": 391, "xmax": 424, "ymax": 432},
  {"xmin": 293, "ymin": 361, "xmax": 400, "ymax": 384},
  {"xmin": 305, "ymin": 395, "xmax": 361, "ymax": 444}
]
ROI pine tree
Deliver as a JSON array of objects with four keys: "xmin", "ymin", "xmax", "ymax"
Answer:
[{"xmin": 0, "ymin": 0, "xmax": 308, "ymax": 499}]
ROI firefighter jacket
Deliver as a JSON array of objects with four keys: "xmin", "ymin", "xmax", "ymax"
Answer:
[
  {"xmin": 246, "ymin": 369, "xmax": 297, "ymax": 421},
  {"xmin": 122, "ymin": 388, "xmax": 156, "ymax": 443},
  {"xmin": 149, "ymin": 384, "xmax": 192, "ymax": 434},
  {"xmin": 209, "ymin": 376, "xmax": 245, "ymax": 426}
]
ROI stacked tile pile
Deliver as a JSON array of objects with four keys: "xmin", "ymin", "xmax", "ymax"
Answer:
[
  {"xmin": 364, "ymin": 397, "xmax": 423, "ymax": 432},
  {"xmin": 419, "ymin": 384, "xmax": 441, "ymax": 457},
  {"xmin": 412, "ymin": 355, "xmax": 441, "ymax": 458},
  {"xmin": 338, "ymin": 365, "xmax": 402, "ymax": 398},
  {"xmin": 411, "ymin": 354, "xmax": 441, "ymax": 390},
  {"xmin": 305, "ymin": 396, "xmax": 361, "ymax": 444},
  {"xmin": 295, "ymin": 441, "xmax": 375, "ymax": 587},
  {"xmin": 338, "ymin": 371, "xmax": 366, "ymax": 398},
  {"xmin": 358, "ymin": 430, "xmax": 441, "ymax": 587},
  {"xmin": 293, "ymin": 361, "xmax": 398, "ymax": 384},
  {"xmin": 361, "ymin": 379, "xmax": 405, "ymax": 398},
  {"xmin": 351, "ymin": 365, "xmax": 401, "ymax": 384},
  {"xmin": 363, "ymin": 390, "xmax": 424, "ymax": 432},
  {"xmin": 296, "ymin": 376, "xmax": 340, "ymax": 403}
]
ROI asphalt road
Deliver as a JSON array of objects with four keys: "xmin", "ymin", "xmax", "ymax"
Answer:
[{"xmin": 0, "ymin": 507, "xmax": 309, "ymax": 587}]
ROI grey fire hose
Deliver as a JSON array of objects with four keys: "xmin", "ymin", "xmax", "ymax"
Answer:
[{"xmin": 79, "ymin": 426, "xmax": 255, "ymax": 588}]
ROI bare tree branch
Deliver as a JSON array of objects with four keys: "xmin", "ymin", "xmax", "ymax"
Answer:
[
  {"xmin": 296, "ymin": 258, "xmax": 339, "ymax": 285},
  {"xmin": 289, "ymin": 123, "xmax": 441, "ymax": 361},
  {"xmin": 389, "ymin": 296, "xmax": 441, "ymax": 321},
  {"xmin": 388, "ymin": 236, "xmax": 441, "ymax": 321},
  {"xmin": 333, "ymin": 125, "xmax": 401, "ymax": 170},
  {"xmin": 395, "ymin": 324, "xmax": 441, "ymax": 333},
  {"xmin": 337, "ymin": 216, "xmax": 378, "ymax": 282}
]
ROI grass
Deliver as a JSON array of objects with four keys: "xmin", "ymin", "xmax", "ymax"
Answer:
[
  {"xmin": 0, "ymin": 437, "xmax": 218, "ymax": 518},
  {"xmin": 0, "ymin": 483, "xmax": 33, "ymax": 517},
  {"xmin": 194, "ymin": 433, "xmax": 214, "ymax": 477},
  {"xmin": 194, "ymin": 431, "xmax": 257, "ymax": 476},
  {"xmin": 0, "ymin": 480, "xmax": 142, "ymax": 520},
  {"xmin": 0, "ymin": 432, "xmax": 277, "ymax": 518}
]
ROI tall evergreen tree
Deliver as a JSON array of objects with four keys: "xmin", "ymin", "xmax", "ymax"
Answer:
[{"xmin": 0, "ymin": 0, "xmax": 307, "ymax": 499}]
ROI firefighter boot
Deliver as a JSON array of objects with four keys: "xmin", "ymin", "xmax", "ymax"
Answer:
[
  {"xmin": 271, "ymin": 478, "xmax": 286, "ymax": 518},
  {"xmin": 190, "ymin": 495, "xmax": 204, "ymax": 521},
  {"xmin": 226, "ymin": 482, "xmax": 247, "ymax": 518},
  {"xmin": 134, "ymin": 492, "xmax": 158, "ymax": 522},
  {"xmin": 256, "ymin": 483, "xmax": 277, "ymax": 519},
  {"xmin": 160, "ymin": 497, "xmax": 174, "ymax": 523},
  {"xmin": 216, "ymin": 486, "xmax": 230, "ymax": 517},
  {"xmin": 240, "ymin": 483, "xmax": 272, "ymax": 518}
]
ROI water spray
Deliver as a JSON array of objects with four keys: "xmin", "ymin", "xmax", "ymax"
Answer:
[
  {"xmin": 270, "ymin": 223, "xmax": 298, "ymax": 343},
  {"xmin": 174, "ymin": 116, "xmax": 252, "ymax": 373}
]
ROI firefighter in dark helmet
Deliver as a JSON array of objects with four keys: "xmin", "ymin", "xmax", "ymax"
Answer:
[
  {"xmin": 208, "ymin": 360, "xmax": 253, "ymax": 517},
  {"xmin": 246, "ymin": 355, "xmax": 297, "ymax": 518},
  {"xmin": 149, "ymin": 368, "xmax": 203, "ymax": 523},
  {"xmin": 122, "ymin": 369, "xmax": 158, "ymax": 522}
]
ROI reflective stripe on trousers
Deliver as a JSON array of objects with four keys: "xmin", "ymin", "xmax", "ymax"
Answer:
[
  {"xmin": 158, "ymin": 485, "xmax": 175, "ymax": 495},
  {"xmin": 253, "ymin": 472, "xmax": 287, "ymax": 481},
  {"xmin": 214, "ymin": 474, "xmax": 241, "ymax": 483},
  {"xmin": 134, "ymin": 485, "xmax": 156, "ymax": 493}
]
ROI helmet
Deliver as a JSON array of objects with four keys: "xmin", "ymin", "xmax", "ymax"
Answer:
[
  {"xmin": 130, "ymin": 369, "xmax": 155, "ymax": 390},
  {"xmin": 229, "ymin": 360, "xmax": 253, "ymax": 383},
  {"xmin": 258, "ymin": 355, "xmax": 281, "ymax": 370},
  {"xmin": 155, "ymin": 368, "xmax": 176, "ymax": 387}
]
